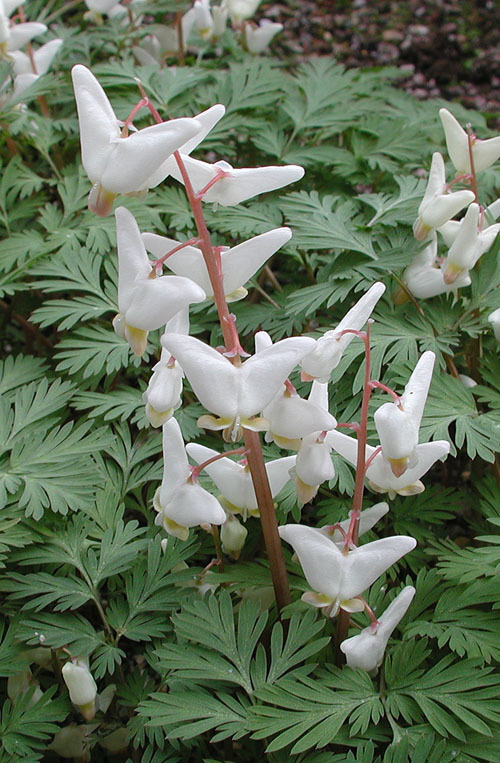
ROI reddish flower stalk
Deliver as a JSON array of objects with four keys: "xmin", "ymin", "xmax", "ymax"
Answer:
[{"xmin": 171, "ymin": 149, "xmax": 291, "ymax": 612}]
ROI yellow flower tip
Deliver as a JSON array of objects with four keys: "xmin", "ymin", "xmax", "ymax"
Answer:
[
  {"xmin": 273, "ymin": 434, "xmax": 302, "ymax": 451},
  {"xmin": 163, "ymin": 516, "xmax": 190, "ymax": 541},
  {"xmin": 88, "ymin": 183, "xmax": 116, "ymax": 217},
  {"xmin": 388, "ymin": 457, "xmax": 411, "ymax": 478},
  {"xmin": 145, "ymin": 403, "xmax": 173, "ymax": 428},
  {"xmin": 78, "ymin": 700, "xmax": 96, "ymax": 722},
  {"xmin": 413, "ymin": 217, "xmax": 431, "ymax": 241},
  {"xmin": 295, "ymin": 476, "xmax": 318, "ymax": 505},
  {"xmin": 301, "ymin": 591, "xmax": 333, "ymax": 608},
  {"xmin": 300, "ymin": 370, "xmax": 315, "ymax": 382},
  {"xmin": 391, "ymin": 285, "xmax": 411, "ymax": 305},
  {"xmin": 124, "ymin": 325, "xmax": 148, "ymax": 356},
  {"xmin": 442, "ymin": 262, "xmax": 464, "ymax": 285},
  {"xmin": 225, "ymin": 286, "xmax": 248, "ymax": 303}
]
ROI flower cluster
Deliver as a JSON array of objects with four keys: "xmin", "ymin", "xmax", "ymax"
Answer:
[
  {"xmin": 404, "ymin": 109, "xmax": 500, "ymax": 301},
  {"xmin": 70, "ymin": 66, "xmax": 451, "ymax": 673}
]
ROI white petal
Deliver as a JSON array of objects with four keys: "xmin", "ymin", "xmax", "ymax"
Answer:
[
  {"xmin": 33, "ymin": 38, "xmax": 63, "ymax": 75},
  {"xmin": 169, "ymin": 154, "xmax": 305, "ymax": 206},
  {"xmin": 301, "ymin": 282, "xmax": 386, "ymax": 380},
  {"xmin": 374, "ymin": 404, "xmax": 418, "ymax": 462},
  {"xmin": 221, "ymin": 228, "xmax": 292, "ymax": 295},
  {"xmin": 7, "ymin": 21, "xmax": 46, "ymax": 50},
  {"xmin": 296, "ymin": 440, "xmax": 335, "ymax": 487},
  {"xmin": 159, "ymin": 418, "xmax": 190, "ymax": 505},
  {"xmin": 400, "ymin": 351, "xmax": 435, "ymax": 427},
  {"xmin": 341, "ymin": 536, "xmax": 416, "ymax": 600},
  {"xmin": 116, "ymin": 207, "xmax": 155, "ymax": 312},
  {"xmin": 279, "ymin": 524, "xmax": 345, "ymax": 601},
  {"xmin": 366, "ymin": 441, "xmax": 450, "ymax": 491},
  {"xmin": 146, "ymin": 103, "xmax": 226, "ymax": 187},
  {"xmin": 324, "ymin": 502, "xmax": 389, "ymax": 544},
  {"xmin": 266, "ymin": 392, "xmax": 336, "ymax": 439},
  {"xmin": 162, "ymin": 482, "xmax": 226, "ymax": 527}
]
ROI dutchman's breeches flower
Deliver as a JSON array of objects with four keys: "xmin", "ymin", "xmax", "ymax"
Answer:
[
  {"xmin": 71, "ymin": 65, "xmax": 204, "ymax": 216},
  {"xmin": 440, "ymin": 202, "xmax": 500, "ymax": 285},
  {"xmin": 160, "ymin": 332, "xmax": 316, "ymax": 442},
  {"xmin": 300, "ymin": 282, "xmax": 386, "ymax": 382},
  {"xmin": 154, "ymin": 418, "xmax": 226, "ymax": 540},
  {"xmin": 61, "ymin": 659, "xmax": 98, "ymax": 721},
  {"xmin": 402, "ymin": 234, "xmax": 471, "ymax": 300},
  {"xmin": 413, "ymin": 152, "xmax": 475, "ymax": 241},
  {"xmin": 374, "ymin": 351, "xmax": 435, "ymax": 477},
  {"xmin": 113, "ymin": 207, "xmax": 205, "ymax": 356},
  {"xmin": 186, "ymin": 441, "xmax": 295, "ymax": 518},
  {"xmin": 279, "ymin": 524, "xmax": 416, "ymax": 616},
  {"xmin": 162, "ymin": 153, "xmax": 305, "ymax": 206},
  {"xmin": 340, "ymin": 586, "xmax": 416, "ymax": 672},
  {"xmin": 439, "ymin": 108, "xmax": 500, "ymax": 174},
  {"xmin": 142, "ymin": 227, "xmax": 292, "ymax": 302},
  {"xmin": 245, "ymin": 20, "xmax": 283, "ymax": 54},
  {"xmin": 326, "ymin": 429, "xmax": 450, "ymax": 498},
  {"xmin": 320, "ymin": 502, "xmax": 389, "ymax": 545}
]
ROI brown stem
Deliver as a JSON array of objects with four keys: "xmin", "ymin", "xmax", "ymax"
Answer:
[
  {"xmin": 173, "ymin": 149, "xmax": 290, "ymax": 612},
  {"xmin": 244, "ymin": 429, "xmax": 291, "ymax": 611},
  {"xmin": 335, "ymin": 608, "xmax": 350, "ymax": 665},
  {"xmin": 212, "ymin": 525, "xmax": 225, "ymax": 573}
]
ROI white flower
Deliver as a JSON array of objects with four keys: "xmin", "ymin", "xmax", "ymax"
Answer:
[
  {"xmin": 225, "ymin": 0, "xmax": 262, "ymax": 22},
  {"xmin": 294, "ymin": 381, "xmax": 336, "ymax": 503},
  {"xmin": 186, "ymin": 441, "xmax": 295, "ymax": 517},
  {"xmin": 374, "ymin": 352, "xmax": 435, "ymax": 477},
  {"xmin": 402, "ymin": 234, "xmax": 471, "ymax": 300},
  {"xmin": 161, "ymin": 332, "xmax": 315, "ymax": 441},
  {"xmin": 9, "ymin": 38, "xmax": 62, "ymax": 75},
  {"xmin": 193, "ymin": 0, "xmax": 213, "ymax": 39},
  {"xmin": 440, "ymin": 202, "xmax": 500, "ymax": 285},
  {"xmin": 326, "ymin": 430, "xmax": 450, "ymax": 499},
  {"xmin": 112, "ymin": 207, "xmax": 205, "ymax": 356},
  {"xmin": 279, "ymin": 524, "xmax": 416, "ymax": 616},
  {"xmin": 439, "ymin": 108, "xmax": 500, "ymax": 174},
  {"xmin": 245, "ymin": 20, "xmax": 283, "ymax": 54},
  {"xmin": 300, "ymin": 282, "xmax": 386, "ymax": 382},
  {"xmin": 220, "ymin": 514, "xmax": 248, "ymax": 558},
  {"xmin": 255, "ymin": 333, "xmax": 336, "ymax": 450},
  {"xmin": 62, "ymin": 659, "xmax": 97, "ymax": 720},
  {"xmin": 0, "ymin": 2, "xmax": 46, "ymax": 52},
  {"xmin": 143, "ymin": 309, "xmax": 188, "ymax": 427},
  {"xmin": 319, "ymin": 502, "xmax": 389, "ymax": 545},
  {"xmin": 162, "ymin": 154, "xmax": 305, "ymax": 206},
  {"xmin": 142, "ymin": 227, "xmax": 292, "ymax": 302},
  {"xmin": 413, "ymin": 152, "xmax": 475, "ymax": 241},
  {"xmin": 71, "ymin": 65, "xmax": 203, "ymax": 215},
  {"xmin": 340, "ymin": 586, "xmax": 416, "ymax": 672},
  {"xmin": 488, "ymin": 308, "xmax": 500, "ymax": 343},
  {"xmin": 154, "ymin": 418, "xmax": 226, "ymax": 540}
]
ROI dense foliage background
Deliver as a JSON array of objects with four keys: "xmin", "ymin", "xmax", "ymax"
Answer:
[{"xmin": 1, "ymin": 1, "xmax": 500, "ymax": 761}]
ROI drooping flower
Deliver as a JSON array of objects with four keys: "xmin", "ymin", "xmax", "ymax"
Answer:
[
  {"xmin": 340, "ymin": 586, "xmax": 416, "ymax": 672},
  {"xmin": 255, "ymin": 331, "xmax": 336, "ymax": 450},
  {"xmin": 440, "ymin": 202, "xmax": 500, "ymax": 285},
  {"xmin": 112, "ymin": 207, "xmax": 205, "ymax": 356},
  {"xmin": 220, "ymin": 514, "xmax": 248, "ymax": 558},
  {"xmin": 154, "ymin": 418, "xmax": 226, "ymax": 540},
  {"xmin": 186, "ymin": 441, "xmax": 295, "ymax": 517},
  {"xmin": 9, "ymin": 38, "xmax": 62, "ymax": 76},
  {"xmin": 226, "ymin": 0, "xmax": 262, "ymax": 23},
  {"xmin": 488, "ymin": 308, "xmax": 500, "ymax": 343},
  {"xmin": 300, "ymin": 282, "xmax": 386, "ymax": 382},
  {"xmin": 193, "ymin": 0, "xmax": 213, "ymax": 39},
  {"xmin": 401, "ymin": 234, "xmax": 471, "ymax": 300},
  {"xmin": 413, "ymin": 152, "xmax": 475, "ymax": 241},
  {"xmin": 439, "ymin": 108, "xmax": 500, "ymax": 175},
  {"xmin": 0, "ymin": 0, "xmax": 46, "ymax": 54},
  {"xmin": 279, "ymin": 523, "xmax": 416, "ymax": 616},
  {"xmin": 326, "ymin": 430, "xmax": 450, "ymax": 499},
  {"xmin": 61, "ymin": 659, "xmax": 97, "ymax": 721},
  {"xmin": 319, "ymin": 502, "xmax": 389, "ymax": 545},
  {"xmin": 374, "ymin": 351, "xmax": 435, "ymax": 477},
  {"xmin": 161, "ymin": 332, "xmax": 315, "ymax": 441},
  {"xmin": 143, "ymin": 309, "xmax": 188, "ymax": 427},
  {"xmin": 142, "ymin": 227, "xmax": 292, "ymax": 302},
  {"xmin": 71, "ymin": 65, "xmax": 203, "ymax": 215},
  {"xmin": 245, "ymin": 20, "xmax": 283, "ymax": 54},
  {"xmin": 162, "ymin": 154, "xmax": 305, "ymax": 206},
  {"xmin": 294, "ymin": 380, "xmax": 336, "ymax": 503}
]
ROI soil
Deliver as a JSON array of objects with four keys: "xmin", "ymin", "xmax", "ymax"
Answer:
[{"xmin": 264, "ymin": 0, "xmax": 500, "ymax": 124}]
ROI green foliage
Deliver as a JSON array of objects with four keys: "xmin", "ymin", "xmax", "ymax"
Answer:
[{"xmin": 1, "ymin": 1, "xmax": 500, "ymax": 760}]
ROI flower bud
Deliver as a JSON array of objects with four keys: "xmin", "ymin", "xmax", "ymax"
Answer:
[
  {"xmin": 221, "ymin": 515, "xmax": 247, "ymax": 559},
  {"xmin": 62, "ymin": 659, "xmax": 97, "ymax": 720}
]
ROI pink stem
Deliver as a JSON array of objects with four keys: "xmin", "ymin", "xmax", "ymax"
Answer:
[
  {"xmin": 189, "ymin": 447, "xmax": 247, "ymax": 482},
  {"xmin": 369, "ymin": 380, "xmax": 401, "ymax": 406}
]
